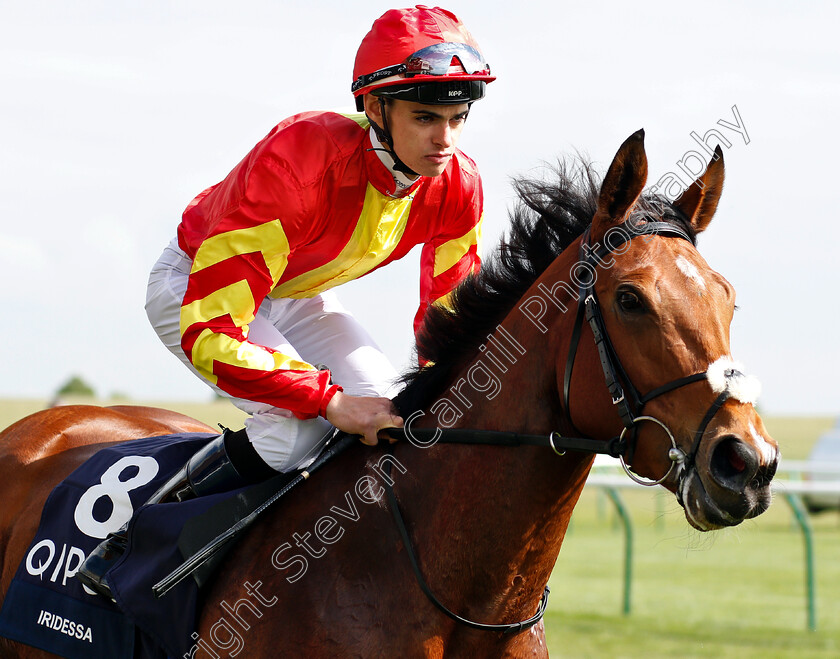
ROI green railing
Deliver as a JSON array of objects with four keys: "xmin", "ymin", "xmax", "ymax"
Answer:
[{"xmin": 585, "ymin": 461, "xmax": 839, "ymax": 631}]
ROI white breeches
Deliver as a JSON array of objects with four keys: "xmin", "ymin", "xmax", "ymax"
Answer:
[{"xmin": 144, "ymin": 239, "xmax": 399, "ymax": 472}]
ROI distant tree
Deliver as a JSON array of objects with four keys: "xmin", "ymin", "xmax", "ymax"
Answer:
[{"xmin": 56, "ymin": 375, "xmax": 96, "ymax": 397}]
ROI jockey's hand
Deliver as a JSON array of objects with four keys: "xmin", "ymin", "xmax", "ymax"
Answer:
[{"xmin": 325, "ymin": 391, "xmax": 404, "ymax": 446}]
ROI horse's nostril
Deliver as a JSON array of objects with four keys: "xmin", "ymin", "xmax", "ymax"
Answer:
[
  {"xmin": 727, "ymin": 446, "xmax": 746, "ymax": 473},
  {"xmin": 710, "ymin": 436, "xmax": 757, "ymax": 490}
]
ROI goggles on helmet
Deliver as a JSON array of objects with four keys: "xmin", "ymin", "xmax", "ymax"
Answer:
[{"xmin": 352, "ymin": 42, "xmax": 491, "ymax": 94}]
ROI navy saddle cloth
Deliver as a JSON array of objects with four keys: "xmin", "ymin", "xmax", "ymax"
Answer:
[{"xmin": 0, "ymin": 431, "xmax": 264, "ymax": 659}]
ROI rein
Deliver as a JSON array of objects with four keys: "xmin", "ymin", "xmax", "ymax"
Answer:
[
  {"xmin": 388, "ymin": 426, "xmax": 628, "ymax": 457},
  {"xmin": 381, "ymin": 451, "xmax": 549, "ymax": 635}
]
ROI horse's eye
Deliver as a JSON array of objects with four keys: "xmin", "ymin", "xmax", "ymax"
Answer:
[{"xmin": 617, "ymin": 289, "xmax": 644, "ymax": 312}]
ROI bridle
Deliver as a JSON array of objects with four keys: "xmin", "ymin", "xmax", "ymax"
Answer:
[{"xmin": 562, "ymin": 218, "xmax": 732, "ymax": 491}]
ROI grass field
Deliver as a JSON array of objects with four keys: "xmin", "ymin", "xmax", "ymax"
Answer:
[
  {"xmin": 545, "ymin": 487, "xmax": 840, "ymax": 657},
  {"xmin": 1, "ymin": 400, "xmax": 837, "ymax": 657}
]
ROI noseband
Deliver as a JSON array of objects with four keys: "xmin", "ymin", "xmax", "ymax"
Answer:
[{"xmin": 562, "ymin": 219, "xmax": 735, "ymax": 496}]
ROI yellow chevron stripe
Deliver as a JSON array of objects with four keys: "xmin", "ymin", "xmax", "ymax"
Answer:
[
  {"xmin": 432, "ymin": 290, "xmax": 456, "ymax": 311},
  {"xmin": 340, "ymin": 112, "xmax": 371, "ymax": 130},
  {"xmin": 190, "ymin": 328, "xmax": 316, "ymax": 382},
  {"xmin": 271, "ymin": 183, "xmax": 413, "ymax": 298},
  {"xmin": 191, "ymin": 219, "xmax": 290, "ymax": 283},
  {"xmin": 189, "ymin": 329, "xmax": 220, "ymax": 384},
  {"xmin": 433, "ymin": 213, "xmax": 482, "ymax": 277},
  {"xmin": 180, "ymin": 280, "xmax": 257, "ymax": 334}
]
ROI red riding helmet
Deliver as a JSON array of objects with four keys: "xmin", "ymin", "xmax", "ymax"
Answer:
[{"xmin": 352, "ymin": 5, "xmax": 495, "ymax": 111}]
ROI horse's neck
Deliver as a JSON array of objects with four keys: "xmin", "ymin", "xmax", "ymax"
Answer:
[
  {"xmin": 398, "ymin": 251, "xmax": 598, "ymax": 619},
  {"xmin": 399, "ymin": 396, "xmax": 592, "ymax": 624}
]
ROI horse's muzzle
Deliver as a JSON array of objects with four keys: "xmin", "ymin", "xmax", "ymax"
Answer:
[{"xmin": 679, "ymin": 436, "xmax": 779, "ymax": 531}]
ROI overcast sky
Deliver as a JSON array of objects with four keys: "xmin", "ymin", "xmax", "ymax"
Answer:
[{"xmin": 1, "ymin": 1, "xmax": 837, "ymax": 415}]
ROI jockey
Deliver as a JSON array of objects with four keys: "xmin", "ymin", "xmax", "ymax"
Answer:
[{"xmin": 79, "ymin": 5, "xmax": 494, "ymax": 598}]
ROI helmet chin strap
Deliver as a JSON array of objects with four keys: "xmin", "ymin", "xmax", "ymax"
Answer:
[
  {"xmin": 366, "ymin": 98, "xmax": 420, "ymax": 178},
  {"xmin": 366, "ymin": 127, "xmax": 419, "ymax": 195}
]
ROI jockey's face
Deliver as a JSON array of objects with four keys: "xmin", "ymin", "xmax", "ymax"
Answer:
[{"xmin": 366, "ymin": 97, "xmax": 470, "ymax": 178}]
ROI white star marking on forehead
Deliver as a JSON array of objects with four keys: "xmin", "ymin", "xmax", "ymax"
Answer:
[{"xmin": 675, "ymin": 255, "xmax": 706, "ymax": 291}]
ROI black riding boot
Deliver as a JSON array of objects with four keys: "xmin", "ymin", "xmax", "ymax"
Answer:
[{"xmin": 76, "ymin": 431, "xmax": 251, "ymax": 600}]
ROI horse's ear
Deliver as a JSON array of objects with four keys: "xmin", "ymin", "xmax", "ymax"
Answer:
[
  {"xmin": 593, "ymin": 130, "xmax": 648, "ymax": 239},
  {"xmin": 673, "ymin": 146, "xmax": 725, "ymax": 234}
]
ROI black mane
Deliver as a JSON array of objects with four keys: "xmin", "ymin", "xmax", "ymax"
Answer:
[{"xmin": 393, "ymin": 158, "xmax": 695, "ymax": 416}]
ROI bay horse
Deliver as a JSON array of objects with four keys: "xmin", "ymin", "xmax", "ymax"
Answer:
[{"xmin": 0, "ymin": 131, "xmax": 778, "ymax": 658}]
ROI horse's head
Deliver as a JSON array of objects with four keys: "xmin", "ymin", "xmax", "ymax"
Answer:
[{"xmin": 566, "ymin": 130, "xmax": 778, "ymax": 531}]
